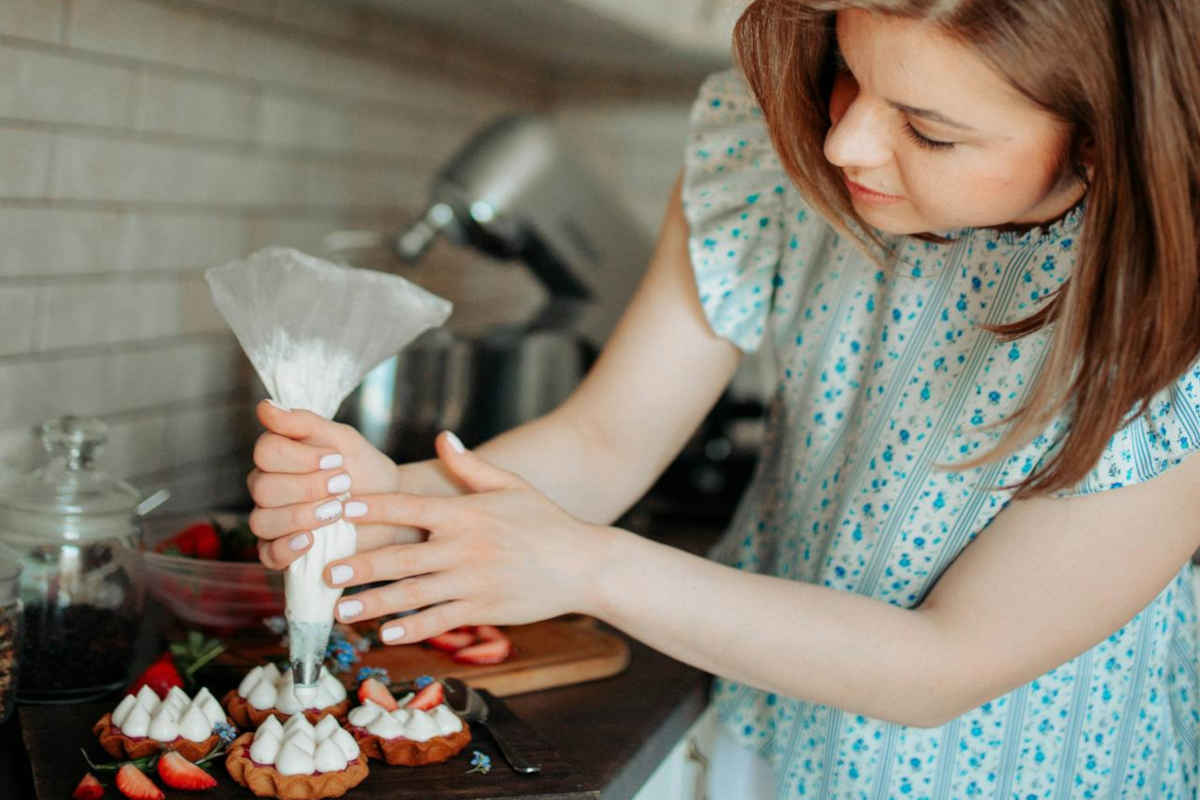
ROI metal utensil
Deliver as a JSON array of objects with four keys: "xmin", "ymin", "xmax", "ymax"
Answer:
[{"xmin": 443, "ymin": 677, "xmax": 542, "ymax": 774}]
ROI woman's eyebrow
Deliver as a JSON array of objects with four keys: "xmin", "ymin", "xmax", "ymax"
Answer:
[{"xmin": 889, "ymin": 101, "xmax": 978, "ymax": 132}]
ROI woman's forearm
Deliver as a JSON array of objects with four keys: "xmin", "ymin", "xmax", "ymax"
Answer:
[{"xmin": 586, "ymin": 527, "xmax": 953, "ymax": 727}]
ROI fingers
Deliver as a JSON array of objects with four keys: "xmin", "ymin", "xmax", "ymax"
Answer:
[
  {"xmin": 253, "ymin": 431, "xmax": 343, "ymax": 475},
  {"xmin": 334, "ymin": 571, "xmax": 465, "ymax": 625},
  {"xmin": 323, "ymin": 541, "xmax": 457, "ymax": 589},
  {"xmin": 434, "ymin": 431, "xmax": 525, "ymax": 493},
  {"xmin": 376, "ymin": 601, "xmax": 473, "ymax": 646},
  {"xmin": 247, "ymin": 466, "xmax": 352, "ymax": 509},
  {"xmin": 321, "ymin": 492, "xmax": 445, "ymax": 531},
  {"xmin": 248, "ymin": 495, "xmax": 346, "ymax": 541},
  {"xmin": 258, "ymin": 532, "xmax": 312, "ymax": 570}
]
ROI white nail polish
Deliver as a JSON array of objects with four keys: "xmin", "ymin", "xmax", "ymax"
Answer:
[
  {"xmin": 319, "ymin": 454, "xmax": 343, "ymax": 470},
  {"xmin": 444, "ymin": 431, "xmax": 466, "ymax": 453},
  {"xmin": 327, "ymin": 473, "xmax": 351, "ymax": 494},
  {"xmin": 381, "ymin": 625, "xmax": 405, "ymax": 643},
  {"xmin": 337, "ymin": 599, "xmax": 363, "ymax": 619},
  {"xmin": 329, "ymin": 564, "xmax": 354, "ymax": 585},
  {"xmin": 315, "ymin": 499, "xmax": 342, "ymax": 521},
  {"xmin": 267, "ymin": 398, "xmax": 290, "ymax": 411},
  {"xmin": 344, "ymin": 501, "xmax": 367, "ymax": 519},
  {"xmin": 289, "ymin": 533, "xmax": 311, "ymax": 551}
]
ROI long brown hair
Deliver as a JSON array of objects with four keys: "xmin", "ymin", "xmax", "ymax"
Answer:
[{"xmin": 734, "ymin": 0, "xmax": 1200, "ymax": 497}]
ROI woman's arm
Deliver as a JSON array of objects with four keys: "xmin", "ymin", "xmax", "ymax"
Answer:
[
  {"xmin": 392, "ymin": 174, "xmax": 742, "ymax": 524},
  {"xmin": 332, "ymin": 432, "xmax": 1200, "ymax": 729}
]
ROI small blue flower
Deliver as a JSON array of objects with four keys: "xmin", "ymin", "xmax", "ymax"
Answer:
[
  {"xmin": 466, "ymin": 750, "xmax": 492, "ymax": 775},
  {"xmin": 213, "ymin": 721, "xmax": 238, "ymax": 744},
  {"xmin": 356, "ymin": 666, "xmax": 390, "ymax": 685},
  {"xmin": 414, "ymin": 675, "xmax": 434, "ymax": 689}
]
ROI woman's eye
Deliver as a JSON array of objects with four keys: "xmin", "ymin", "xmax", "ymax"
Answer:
[{"xmin": 903, "ymin": 121, "xmax": 955, "ymax": 151}]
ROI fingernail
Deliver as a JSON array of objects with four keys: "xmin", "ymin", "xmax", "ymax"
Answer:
[
  {"xmin": 381, "ymin": 625, "xmax": 405, "ymax": 643},
  {"xmin": 289, "ymin": 533, "xmax": 311, "ymax": 551},
  {"xmin": 444, "ymin": 431, "xmax": 466, "ymax": 453},
  {"xmin": 267, "ymin": 399, "xmax": 290, "ymax": 411},
  {"xmin": 327, "ymin": 473, "xmax": 351, "ymax": 494},
  {"xmin": 337, "ymin": 599, "xmax": 363, "ymax": 619},
  {"xmin": 344, "ymin": 501, "xmax": 367, "ymax": 519},
  {"xmin": 319, "ymin": 453, "xmax": 343, "ymax": 470},
  {"xmin": 315, "ymin": 499, "xmax": 342, "ymax": 521},
  {"xmin": 329, "ymin": 564, "xmax": 354, "ymax": 585}
]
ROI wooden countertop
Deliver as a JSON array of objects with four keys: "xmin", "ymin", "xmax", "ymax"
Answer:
[{"xmin": 2, "ymin": 517, "xmax": 727, "ymax": 800}]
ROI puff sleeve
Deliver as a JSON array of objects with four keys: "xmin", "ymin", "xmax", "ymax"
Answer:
[
  {"xmin": 681, "ymin": 69, "xmax": 790, "ymax": 353},
  {"xmin": 1052, "ymin": 358, "xmax": 1200, "ymax": 497}
]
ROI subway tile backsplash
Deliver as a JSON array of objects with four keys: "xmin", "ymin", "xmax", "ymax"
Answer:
[{"xmin": 0, "ymin": 0, "xmax": 696, "ymax": 511}]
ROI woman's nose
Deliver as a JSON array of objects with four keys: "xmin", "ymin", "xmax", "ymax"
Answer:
[{"xmin": 824, "ymin": 88, "xmax": 893, "ymax": 170}]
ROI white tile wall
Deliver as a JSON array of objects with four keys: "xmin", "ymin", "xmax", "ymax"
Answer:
[{"xmin": 0, "ymin": 0, "xmax": 700, "ymax": 511}]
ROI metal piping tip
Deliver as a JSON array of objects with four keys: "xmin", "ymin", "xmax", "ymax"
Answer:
[{"xmin": 291, "ymin": 658, "xmax": 321, "ymax": 697}]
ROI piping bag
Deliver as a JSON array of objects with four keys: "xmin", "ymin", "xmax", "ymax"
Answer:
[{"xmin": 206, "ymin": 246, "xmax": 451, "ymax": 701}]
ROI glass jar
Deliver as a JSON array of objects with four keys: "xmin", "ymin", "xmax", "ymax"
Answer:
[
  {"xmin": 0, "ymin": 545, "xmax": 20, "ymax": 723},
  {"xmin": 0, "ymin": 416, "xmax": 146, "ymax": 703}
]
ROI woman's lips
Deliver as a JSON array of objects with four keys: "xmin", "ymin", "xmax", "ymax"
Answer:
[{"xmin": 844, "ymin": 175, "xmax": 904, "ymax": 204}]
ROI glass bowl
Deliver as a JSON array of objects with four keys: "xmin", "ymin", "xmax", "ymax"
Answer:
[{"xmin": 142, "ymin": 512, "xmax": 283, "ymax": 633}]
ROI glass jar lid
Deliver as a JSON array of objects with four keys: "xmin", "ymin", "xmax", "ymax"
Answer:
[{"xmin": 0, "ymin": 416, "xmax": 142, "ymax": 543}]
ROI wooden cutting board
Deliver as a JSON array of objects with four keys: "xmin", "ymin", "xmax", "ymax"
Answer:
[{"xmin": 217, "ymin": 615, "xmax": 630, "ymax": 696}]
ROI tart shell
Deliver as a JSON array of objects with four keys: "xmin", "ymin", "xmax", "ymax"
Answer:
[
  {"xmin": 225, "ymin": 732, "xmax": 369, "ymax": 799},
  {"xmin": 92, "ymin": 712, "xmax": 221, "ymax": 761},
  {"xmin": 222, "ymin": 690, "xmax": 350, "ymax": 728},
  {"xmin": 348, "ymin": 722, "xmax": 471, "ymax": 766}
]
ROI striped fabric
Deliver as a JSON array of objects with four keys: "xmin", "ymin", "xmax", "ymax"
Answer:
[{"xmin": 682, "ymin": 70, "xmax": 1200, "ymax": 799}]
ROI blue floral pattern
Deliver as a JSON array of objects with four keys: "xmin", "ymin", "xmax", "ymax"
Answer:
[{"xmin": 683, "ymin": 70, "xmax": 1200, "ymax": 799}]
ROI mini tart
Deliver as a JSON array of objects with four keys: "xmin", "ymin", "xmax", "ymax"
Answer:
[
  {"xmin": 223, "ymin": 690, "xmax": 351, "ymax": 728},
  {"xmin": 92, "ymin": 712, "xmax": 220, "ymax": 761},
  {"xmin": 225, "ymin": 732, "xmax": 369, "ymax": 800},
  {"xmin": 349, "ymin": 723, "xmax": 471, "ymax": 766}
]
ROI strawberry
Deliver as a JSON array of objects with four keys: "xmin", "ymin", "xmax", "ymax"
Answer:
[
  {"xmin": 357, "ymin": 677, "xmax": 398, "ymax": 711},
  {"xmin": 404, "ymin": 680, "xmax": 445, "ymax": 710},
  {"xmin": 453, "ymin": 637, "xmax": 513, "ymax": 665},
  {"xmin": 190, "ymin": 524, "xmax": 221, "ymax": 560},
  {"xmin": 127, "ymin": 652, "xmax": 183, "ymax": 698},
  {"xmin": 474, "ymin": 624, "xmax": 506, "ymax": 642},
  {"xmin": 115, "ymin": 764, "xmax": 163, "ymax": 800},
  {"xmin": 426, "ymin": 630, "xmax": 477, "ymax": 652},
  {"xmin": 157, "ymin": 751, "xmax": 217, "ymax": 791},
  {"xmin": 73, "ymin": 772, "xmax": 104, "ymax": 800}
]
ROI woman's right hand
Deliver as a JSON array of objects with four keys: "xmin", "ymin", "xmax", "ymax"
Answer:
[{"xmin": 247, "ymin": 400, "xmax": 418, "ymax": 569}]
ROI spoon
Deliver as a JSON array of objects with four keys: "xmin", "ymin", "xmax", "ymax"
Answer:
[{"xmin": 442, "ymin": 677, "xmax": 542, "ymax": 774}]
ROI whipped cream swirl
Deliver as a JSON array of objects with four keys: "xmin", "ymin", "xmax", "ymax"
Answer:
[
  {"xmin": 248, "ymin": 713, "xmax": 360, "ymax": 775},
  {"xmin": 237, "ymin": 663, "xmax": 348, "ymax": 714},
  {"xmin": 110, "ymin": 685, "xmax": 227, "ymax": 743}
]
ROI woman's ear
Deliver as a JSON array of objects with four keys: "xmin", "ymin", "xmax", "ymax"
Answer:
[{"xmin": 1074, "ymin": 135, "xmax": 1096, "ymax": 186}]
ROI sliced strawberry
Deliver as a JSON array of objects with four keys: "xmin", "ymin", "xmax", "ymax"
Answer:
[
  {"xmin": 357, "ymin": 677, "xmax": 398, "ymax": 711},
  {"xmin": 426, "ymin": 630, "xmax": 477, "ymax": 652},
  {"xmin": 115, "ymin": 764, "xmax": 163, "ymax": 800},
  {"xmin": 404, "ymin": 680, "xmax": 445, "ymax": 710},
  {"xmin": 473, "ymin": 624, "xmax": 506, "ymax": 642},
  {"xmin": 190, "ymin": 524, "xmax": 221, "ymax": 560},
  {"xmin": 157, "ymin": 751, "xmax": 217, "ymax": 791},
  {"xmin": 453, "ymin": 637, "xmax": 512, "ymax": 665},
  {"xmin": 127, "ymin": 652, "xmax": 183, "ymax": 698},
  {"xmin": 73, "ymin": 772, "xmax": 105, "ymax": 800}
]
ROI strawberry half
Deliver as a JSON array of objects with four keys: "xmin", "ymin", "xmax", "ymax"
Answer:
[
  {"xmin": 426, "ymin": 630, "xmax": 477, "ymax": 652},
  {"xmin": 73, "ymin": 772, "xmax": 104, "ymax": 800},
  {"xmin": 157, "ymin": 751, "xmax": 217, "ymax": 791},
  {"xmin": 357, "ymin": 677, "xmax": 398, "ymax": 711},
  {"xmin": 115, "ymin": 764, "xmax": 163, "ymax": 800},
  {"xmin": 404, "ymin": 680, "xmax": 445, "ymax": 710},
  {"xmin": 453, "ymin": 637, "xmax": 512, "ymax": 665},
  {"xmin": 127, "ymin": 652, "xmax": 184, "ymax": 698}
]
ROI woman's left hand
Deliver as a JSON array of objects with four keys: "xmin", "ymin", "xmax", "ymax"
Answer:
[{"xmin": 323, "ymin": 431, "xmax": 615, "ymax": 644}]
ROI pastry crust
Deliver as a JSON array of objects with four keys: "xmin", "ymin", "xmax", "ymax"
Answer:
[
  {"xmin": 92, "ymin": 712, "xmax": 220, "ymax": 761},
  {"xmin": 348, "ymin": 723, "xmax": 471, "ymax": 766},
  {"xmin": 225, "ymin": 733, "xmax": 369, "ymax": 799},
  {"xmin": 222, "ymin": 689, "xmax": 350, "ymax": 728}
]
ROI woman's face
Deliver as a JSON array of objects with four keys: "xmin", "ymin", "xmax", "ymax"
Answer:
[{"xmin": 825, "ymin": 10, "xmax": 1086, "ymax": 235}]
